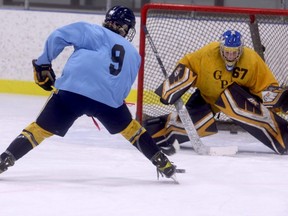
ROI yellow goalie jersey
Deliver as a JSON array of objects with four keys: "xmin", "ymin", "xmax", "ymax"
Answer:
[{"xmin": 178, "ymin": 41, "xmax": 278, "ymax": 111}]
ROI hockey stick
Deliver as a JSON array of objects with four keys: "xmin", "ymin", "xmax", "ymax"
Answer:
[{"xmin": 143, "ymin": 26, "xmax": 238, "ymax": 156}]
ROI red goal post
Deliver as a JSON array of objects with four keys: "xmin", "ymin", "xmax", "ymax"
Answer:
[{"xmin": 136, "ymin": 3, "xmax": 288, "ymax": 124}]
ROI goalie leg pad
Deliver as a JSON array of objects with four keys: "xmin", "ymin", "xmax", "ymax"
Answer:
[
  {"xmin": 144, "ymin": 114, "xmax": 184, "ymax": 155},
  {"xmin": 144, "ymin": 95, "xmax": 218, "ymax": 155},
  {"xmin": 146, "ymin": 90, "xmax": 218, "ymax": 142},
  {"xmin": 215, "ymin": 83, "xmax": 288, "ymax": 154},
  {"xmin": 145, "ymin": 90, "xmax": 217, "ymax": 145}
]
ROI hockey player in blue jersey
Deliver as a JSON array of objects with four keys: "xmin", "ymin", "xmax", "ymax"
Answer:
[{"xmin": 0, "ymin": 6, "xmax": 177, "ymax": 179}]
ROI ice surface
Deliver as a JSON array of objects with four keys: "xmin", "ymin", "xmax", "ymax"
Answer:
[{"xmin": 0, "ymin": 94, "xmax": 288, "ymax": 216}]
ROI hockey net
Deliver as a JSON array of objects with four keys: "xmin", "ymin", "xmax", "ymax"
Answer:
[{"xmin": 136, "ymin": 3, "xmax": 288, "ymax": 126}]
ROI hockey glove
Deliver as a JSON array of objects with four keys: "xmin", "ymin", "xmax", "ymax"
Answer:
[
  {"xmin": 262, "ymin": 86, "xmax": 288, "ymax": 113},
  {"xmin": 32, "ymin": 59, "xmax": 56, "ymax": 91},
  {"xmin": 155, "ymin": 64, "xmax": 196, "ymax": 105}
]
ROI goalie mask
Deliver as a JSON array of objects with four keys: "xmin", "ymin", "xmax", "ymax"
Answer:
[
  {"xmin": 220, "ymin": 30, "xmax": 243, "ymax": 71},
  {"xmin": 103, "ymin": 5, "xmax": 136, "ymax": 42}
]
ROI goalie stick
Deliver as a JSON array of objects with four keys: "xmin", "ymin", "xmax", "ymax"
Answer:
[{"xmin": 143, "ymin": 26, "xmax": 238, "ymax": 156}]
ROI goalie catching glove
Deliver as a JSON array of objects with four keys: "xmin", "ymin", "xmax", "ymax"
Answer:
[
  {"xmin": 32, "ymin": 59, "xmax": 56, "ymax": 91},
  {"xmin": 262, "ymin": 85, "xmax": 288, "ymax": 113}
]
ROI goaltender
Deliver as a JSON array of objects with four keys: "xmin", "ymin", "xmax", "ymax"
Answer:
[{"xmin": 145, "ymin": 30, "xmax": 288, "ymax": 155}]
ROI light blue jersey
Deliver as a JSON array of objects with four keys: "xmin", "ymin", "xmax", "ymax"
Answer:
[{"xmin": 36, "ymin": 22, "xmax": 141, "ymax": 108}]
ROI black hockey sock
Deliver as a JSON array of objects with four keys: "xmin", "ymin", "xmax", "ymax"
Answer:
[
  {"xmin": 134, "ymin": 131, "xmax": 161, "ymax": 160},
  {"xmin": 4, "ymin": 134, "xmax": 34, "ymax": 160}
]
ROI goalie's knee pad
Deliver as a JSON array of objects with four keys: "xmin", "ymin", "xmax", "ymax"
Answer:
[
  {"xmin": 144, "ymin": 113, "xmax": 184, "ymax": 145},
  {"xmin": 145, "ymin": 90, "xmax": 218, "ymax": 144},
  {"xmin": 144, "ymin": 113, "xmax": 183, "ymax": 155},
  {"xmin": 144, "ymin": 90, "xmax": 218, "ymax": 155},
  {"xmin": 144, "ymin": 105, "xmax": 217, "ymax": 155},
  {"xmin": 120, "ymin": 120, "xmax": 146, "ymax": 144}
]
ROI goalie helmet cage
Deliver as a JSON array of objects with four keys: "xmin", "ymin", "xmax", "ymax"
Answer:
[{"xmin": 136, "ymin": 3, "xmax": 288, "ymax": 127}]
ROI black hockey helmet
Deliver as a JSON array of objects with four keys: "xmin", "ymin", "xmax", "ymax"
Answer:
[{"xmin": 103, "ymin": 5, "xmax": 136, "ymax": 41}]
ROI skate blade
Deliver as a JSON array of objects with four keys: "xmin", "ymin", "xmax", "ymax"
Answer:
[{"xmin": 171, "ymin": 175, "xmax": 179, "ymax": 184}]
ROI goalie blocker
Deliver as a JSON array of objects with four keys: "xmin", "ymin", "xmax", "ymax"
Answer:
[{"xmin": 146, "ymin": 79, "xmax": 288, "ymax": 154}]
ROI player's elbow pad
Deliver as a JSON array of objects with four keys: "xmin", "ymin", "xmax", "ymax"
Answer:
[{"xmin": 154, "ymin": 63, "xmax": 197, "ymax": 105}]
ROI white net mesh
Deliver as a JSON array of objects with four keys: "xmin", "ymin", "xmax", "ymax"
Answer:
[{"xmin": 137, "ymin": 4, "xmax": 288, "ymax": 123}]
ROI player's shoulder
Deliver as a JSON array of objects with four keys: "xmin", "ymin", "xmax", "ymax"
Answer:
[
  {"xmin": 243, "ymin": 46, "xmax": 255, "ymax": 53},
  {"xmin": 193, "ymin": 41, "xmax": 220, "ymax": 58},
  {"xmin": 61, "ymin": 21, "xmax": 101, "ymax": 33},
  {"xmin": 206, "ymin": 41, "xmax": 220, "ymax": 48},
  {"xmin": 242, "ymin": 46, "xmax": 262, "ymax": 59},
  {"xmin": 65, "ymin": 21, "xmax": 93, "ymax": 28},
  {"xmin": 197, "ymin": 41, "xmax": 220, "ymax": 53}
]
